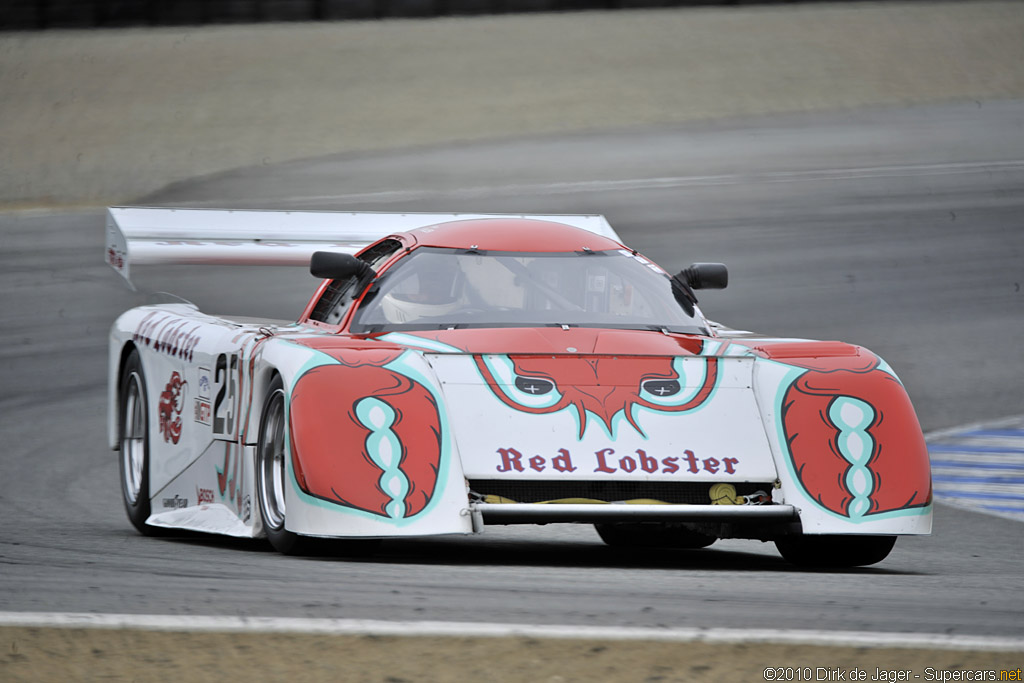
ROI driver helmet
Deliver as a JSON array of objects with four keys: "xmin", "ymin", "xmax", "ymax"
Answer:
[
  {"xmin": 381, "ymin": 292, "xmax": 461, "ymax": 323},
  {"xmin": 381, "ymin": 258, "xmax": 461, "ymax": 323}
]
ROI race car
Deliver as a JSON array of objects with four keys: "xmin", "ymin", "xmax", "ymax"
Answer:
[{"xmin": 105, "ymin": 207, "xmax": 932, "ymax": 566}]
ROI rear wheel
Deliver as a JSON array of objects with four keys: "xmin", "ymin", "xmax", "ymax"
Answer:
[
  {"xmin": 774, "ymin": 534, "xmax": 896, "ymax": 568},
  {"xmin": 119, "ymin": 349, "xmax": 155, "ymax": 534},
  {"xmin": 595, "ymin": 522, "xmax": 716, "ymax": 549}
]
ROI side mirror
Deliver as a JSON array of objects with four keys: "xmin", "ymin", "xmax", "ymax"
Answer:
[
  {"xmin": 678, "ymin": 263, "xmax": 728, "ymax": 290},
  {"xmin": 310, "ymin": 251, "xmax": 373, "ymax": 280}
]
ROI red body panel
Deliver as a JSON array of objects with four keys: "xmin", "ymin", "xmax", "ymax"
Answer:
[
  {"xmin": 288, "ymin": 348, "xmax": 442, "ymax": 518},
  {"xmin": 779, "ymin": 349, "xmax": 932, "ymax": 518},
  {"xmin": 408, "ymin": 218, "xmax": 624, "ymax": 252}
]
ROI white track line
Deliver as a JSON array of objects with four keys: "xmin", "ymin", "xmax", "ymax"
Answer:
[
  {"xmin": 0, "ymin": 612, "xmax": 1021, "ymax": 652},
  {"xmin": 257, "ymin": 159, "xmax": 1024, "ymax": 206}
]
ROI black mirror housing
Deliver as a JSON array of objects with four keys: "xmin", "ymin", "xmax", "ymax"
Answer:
[
  {"xmin": 679, "ymin": 263, "xmax": 728, "ymax": 290},
  {"xmin": 310, "ymin": 251, "xmax": 372, "ymax": 280}
]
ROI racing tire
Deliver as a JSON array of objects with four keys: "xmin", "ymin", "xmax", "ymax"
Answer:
[
  {"xmin": 774, "ymin": 535, "xmax": 896, "ymax": 568},
  {"xmin": 255, "ymin": 377, "xmax": 381, "ymax": 557},
  {"xmin": 119, "ymin": 348, "xmax": 157, "ymax": 535},
  {"xmin": 256, "ymin": 376, "xmax": 309, "ymax": 555},
  {"xmin": 595, "ymin": 522, "xmax": 716, "ymax": 549}
]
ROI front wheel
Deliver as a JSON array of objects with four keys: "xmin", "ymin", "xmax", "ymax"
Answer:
[
  {"xmin": 774, "ymin": 535, "xmax": 896, "ymax": 568},
  {"xmin": 255, "ymin": 377, "xmax": 382, "ymax": 557},
  {"xmin": 256, "ymin": 376, "xmax": 307, "ymax": 555}
]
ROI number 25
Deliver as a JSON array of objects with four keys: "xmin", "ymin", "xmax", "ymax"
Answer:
[{"xmin": 213, "ymin": 353, "xmax": 238, "ymax": 435}]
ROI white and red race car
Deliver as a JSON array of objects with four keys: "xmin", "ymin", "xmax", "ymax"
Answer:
[{"xmin": 106, "ymin": 208, "xmax": 932, "ymax": 566}]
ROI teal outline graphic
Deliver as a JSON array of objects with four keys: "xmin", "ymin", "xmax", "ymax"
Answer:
[
  {"xmin": 377, "ymin": 333, "xmax": 461, "ymax": 354},
  {"xmin": 767, "ymin": 359, "xmax": 931, "ymax": 523},
  {"xmin": 284, "ymin": 346, "xmax": 452, "ymax": 527},
  {"xmin": 629, "ymin": 356, "xmax": 719, "ymax": 438},
  {"xmin": 475, "ymin": 353, "xmax": 719, "ymax": 442},
  {"xmin": 829, "ymin": 397, "xmax": 876, "ymax": 519},
  {"xmin": 637, "ymin": 357, "xmax": 716, "ymax": 408},
  {"xmin": 479, "ymin": 354, "xmax": 563, "ymax": 411},
  {"xmin": 354, "ymin": 398, "xmax": 409, "ymax": 519}
]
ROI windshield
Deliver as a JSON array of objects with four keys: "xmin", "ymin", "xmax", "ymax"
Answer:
[{"xmin": 350, "ymin": 248, "xmax": 708, "ymax": 334}]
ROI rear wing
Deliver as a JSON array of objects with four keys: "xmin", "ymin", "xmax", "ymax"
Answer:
[{"xmin": 105, "ymin": 207, "xmax": 621, "ymax": 285}]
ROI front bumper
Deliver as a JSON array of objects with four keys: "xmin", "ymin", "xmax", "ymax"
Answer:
[{"xmin": 470, "ymin": 502, "xmax": 799, "ymax": 525}]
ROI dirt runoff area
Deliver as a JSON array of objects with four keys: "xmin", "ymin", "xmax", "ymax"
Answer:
[
  {"xmin": 1, "ymin": 1, "xmax": 1024, "ymax": 208},
  {"xmin": 2, "ymin": 626, "xmax": 1022, "ymax": 682}
]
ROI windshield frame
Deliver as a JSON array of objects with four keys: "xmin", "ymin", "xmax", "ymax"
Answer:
[{"xmin": 349, "ymin": 247, "xmax": 710, "ymax": 335}]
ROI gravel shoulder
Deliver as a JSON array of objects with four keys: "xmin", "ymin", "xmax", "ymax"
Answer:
[{"xmin": 3, "ymin": 627, "xmax": 1022, "ymax": 682}]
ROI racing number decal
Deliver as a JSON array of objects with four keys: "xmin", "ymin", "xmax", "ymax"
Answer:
[
  {"xmin": 211, "ymin": 353, "xmax": 250, "ymax": 520},
  {"xmin": 213, "ymin": 353, "xmax": 239, "ymax": 437}
]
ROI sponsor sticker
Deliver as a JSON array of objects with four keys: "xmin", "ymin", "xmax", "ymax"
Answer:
[
  {"xmin": 131, "ymin": 312, "xmax": 202, "ymax": 363},
  {"xmin": 194, "ymin": 398, "xmax": 212, "ymax": 426},
  {"xmin": 197, "ymin": 366, "xmax": 211, "ymax": 400},
  {"xmin": 158, "ymin": 371, "xmax": 186, "ymax": 444}
]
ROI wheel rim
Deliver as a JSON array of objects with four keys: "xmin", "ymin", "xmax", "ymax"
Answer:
[
  {"xmin": 121, "ymin": 372, "xmax": 146, "ymax": 504},
  {"xmin": 258, "ymin": 389, "xmax": 287, "ymax": 531}
]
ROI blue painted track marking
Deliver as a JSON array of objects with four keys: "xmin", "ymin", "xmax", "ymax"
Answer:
[
  {"xmin": 960, "ymin": 429, "xmax": 1024, "ymax": 438},
  {"xmin": 927, "ymin": 416, "xmax": 1024, "ymax": 522},
  {"xmin": 931, "ymin": 461, "xmax": 1024, "ymax": 471}
]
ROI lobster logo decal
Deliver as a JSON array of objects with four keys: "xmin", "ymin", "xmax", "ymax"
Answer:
[
  {"xmin": 158, "ymin": 371, "xmax": 186, "ymax": 444},
  {"xmin": 475, "ymin": 355, "xmax": 719, "ymax": 439},
  {"xmin": 289, "ymin": 349, "xmax": 443, "ymax": 520},
  {"xmin": 781, "ymin": 352, "xmax": 931, "ymax": 519}
]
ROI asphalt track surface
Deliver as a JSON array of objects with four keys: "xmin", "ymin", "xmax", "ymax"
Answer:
[
  {"xmin": 1, "ymin": 98, "xmax": 1023, "ymax": 651},
  {"xmin": 3, "ymin": 5, "xmax": 1024, "ymax": 678}
]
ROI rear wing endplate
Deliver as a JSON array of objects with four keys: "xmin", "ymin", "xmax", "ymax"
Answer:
[{"xmin": 105, "ymin": 207, "xmax": 621, "ymax": 285}]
